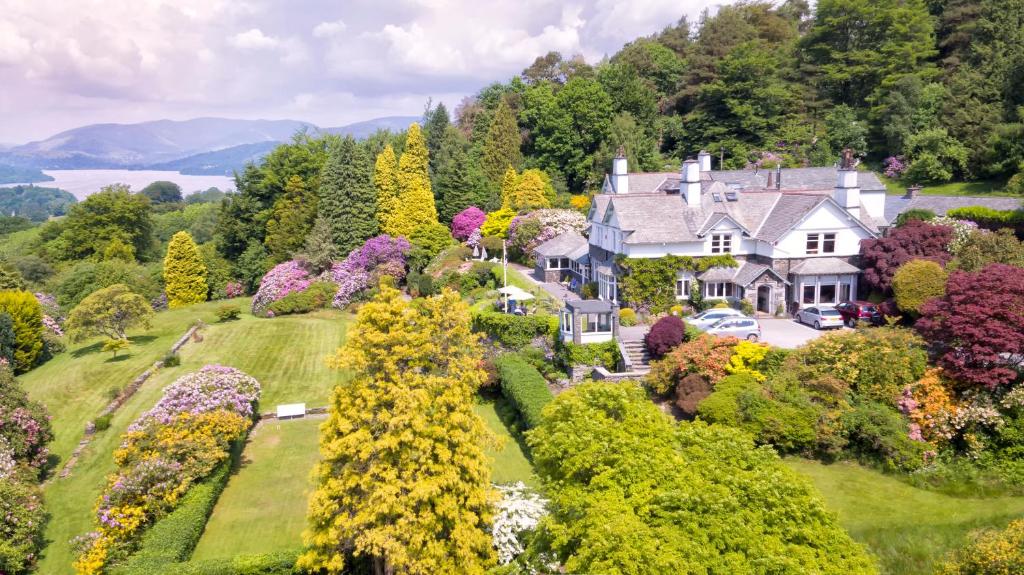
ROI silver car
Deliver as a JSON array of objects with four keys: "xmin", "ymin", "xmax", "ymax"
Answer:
[
  {"xmin": 795, "ymin": 306, "xmax": 845, "ymax": 330},
  {"xmin": 689, "ymin": 308, "xmax": 747, "ymax": 330},
  {"xmin": 706, "ymin": 317, "xmax": 762, "ymax": 342}
]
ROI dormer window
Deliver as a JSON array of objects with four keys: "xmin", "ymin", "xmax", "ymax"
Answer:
[
  {"xmin": 806, "ymin": 233, "xmax": 836, "ymax": 255},
  {"xmin": 711, "ymin": 234, "xmax": 732, "ymax": 254}
]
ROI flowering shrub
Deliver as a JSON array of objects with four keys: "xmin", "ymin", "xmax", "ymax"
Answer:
[
  {"xmin": 41, "ymin": 315, "xmax": 63, "ymax": 337},
  {"xmin": 900, "ymin": 368, "xmax": 959, "ymax": 445},
  {"xmin": 467, "ymin": 228, "xmax": 482, "ymax": 249},
  {"xmin": 250, "ymin": 260, "xmax": 314, "ymax": 315},
  {"xmin": 646, "ymin": 334, "xmax": 737, "ymax": 395},
  {"xmin": 492, "ymin": 482, "xmax": 548, "ymax": 565},
  {"xmin": 725, "ymin": 340, "xmax": 771, "ymax": 381},
  {"xmin": 0, "ymin": 475, "xmax": 45, "ymax": 574},
  {"xmin": 931, "ymin": 216, "xmax": 977, "ymax": 254},
  {"xmin": 319, "ymin": 235, "xmax": 410, "ymax": 310},
  {"xmin": 883, "ymin": 155, "xmax": 907, "ymax": 178},
  {"xmin": 745, "ymin": 151, "xmax": 785, "ymax": 169},
  {"xmin": 33, "ymin": 292, "xmax": 61, "ymax": 319},
  {"xmin": 940, "ymin": 519, "xmax": 1024, "ymax": 575},
  {"xmin": 0, "ymin": 366, "xmax": 53, "ymax": 472},
  {"xmin": 507, "ymin": 209, "xmax": 587, "ymax": 264},
  {"xmin": 452, "ymin": 206, "xmax": 487, "ymax": 241},
  {"xmin": 74, "ymin": 365, "xmax": 260, "ymax": 574},
  {"xmin": 224, "ymin": 281, "xmax": 244, "ymax": 299}
]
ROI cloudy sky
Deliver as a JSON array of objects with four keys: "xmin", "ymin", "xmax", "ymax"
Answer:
[{"xmin": 0, "ymin": 0, "xmax": 729, "ymax": 143}]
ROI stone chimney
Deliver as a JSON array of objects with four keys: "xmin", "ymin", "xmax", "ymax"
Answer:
[
  {"xmin": 834, "ymin": 165, "xmax": 861, "ymax": 220},
  {"xmin": 775, "ymin": 164, "xmax": 782, "ymax": 190},
  {"xmin": 611, "ymin": 146, "xmax": 628, "ymax": 194},
  {"xmin": 698, "ymin": 150, "xmax": 712, "ymax": 172},
  {"xmin": 904, "ymin": 185, "xmax": 922, "ymax": 199},
  {"xmin": 766, "ymin": 170, "xmax": 774, "ymax": 189},
  {"xmin": 682, "ymin": 158, "xmax": 701, "ymax": 206}
]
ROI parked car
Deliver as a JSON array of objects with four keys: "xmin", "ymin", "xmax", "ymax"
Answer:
[
  {"xmin": 706, "ymin": 317, "xmax": 762, "ymax": 341},
  {"xmin": 795, "ymin": 306, "xmax": 845, "ymax": 330},
  {"xmin": 835, "ymin": 300, "xmax": 883, "ymax": 327},
  {"xmin": 689, "ymin": 308, "xmax": 747, "ymax": 330}
]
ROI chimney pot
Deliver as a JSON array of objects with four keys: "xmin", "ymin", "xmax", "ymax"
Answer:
[
  {"xmin": 766, "ymin": 170, "xmax": 774, "ymax": 189},
  {"xmin": 775, "ymin": 165, "xmax": 782, "ymax": 190},
  {"xmin": 905, "ymin": 185, "xmax": 922, "ymax": 199}
]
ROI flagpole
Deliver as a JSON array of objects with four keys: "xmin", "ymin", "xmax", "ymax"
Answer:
[{"xmin": 503, "ymin": 239, "xmax": 509, "ymax": 314}]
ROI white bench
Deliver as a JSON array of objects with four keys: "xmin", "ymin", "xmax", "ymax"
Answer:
[{"xmin": 276, "ymin": 403, "xmax": 306, "ymax": 420}]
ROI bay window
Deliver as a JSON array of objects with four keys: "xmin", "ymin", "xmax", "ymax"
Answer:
[{"xmin": 705, "ymin": 282, "xmax": 734, "ymax": 298}]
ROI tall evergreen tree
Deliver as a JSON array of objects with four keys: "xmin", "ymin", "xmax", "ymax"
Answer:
[
  {"xmin": 374, "ymin": 145, "xmax": 401, "ymax": 236},
  {"xmin": 481, "ymin": 97, "xmax": 522, "ymax": 184},
  {"xmin": 264, "ymin": 175, "xmax": 317, "ymax": 263},
  {"xmin": 300, "ymin": 286, "xmax": 495, "ymax": 574},
  {"xmin": 423, "ymin": 101, "xmax": 451, "ymax": 177},
  {"xmin": 393, "ymin": 123, "xmax": 438, "ymax": 237},
  {"xmin": 500, "ymin": 167, "xmax": 519, "ymax": 210},
  {"xmin": 434, "ymin": 126, "xmax": 491, "ymax": 222},
  {"xmin": 297, "ymin": 216, "xmax": 339, "ymax": 274},
  {"xmin": 163, "ymin": 231, "xmax": 208, "ymax": 308},
  {"xmin": 319, "ymin": 137, "xmax": 378, "ymax": 257}
]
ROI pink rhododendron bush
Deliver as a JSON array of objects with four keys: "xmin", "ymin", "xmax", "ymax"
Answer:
[
  {"xmin": 452, "ymin": 206, "xmax": 487, "ymax": 241},
  {"xmin": 74, "ymin": 365, "xmax": 260, "ymax": 574},
  {"xmin": 250, "ymin": 260, "xmax": 314, "ymax": 315}
]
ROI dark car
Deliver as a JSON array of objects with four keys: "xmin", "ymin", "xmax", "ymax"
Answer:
[{"xmin": 835, "ymin": 301, "xmax": 883, "ymax": 327}]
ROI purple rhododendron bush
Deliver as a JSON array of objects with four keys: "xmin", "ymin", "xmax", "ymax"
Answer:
[
  {"xmin": 73, "ymin": 365, "xmax": 260, "ymax": 574},
  {"xmin": 452, "ymin": 206, "xmax": 487, "ymax": 240},
  {"xmin": 253, "ymin": 235, "xmax": 410, "ymax": 316}
]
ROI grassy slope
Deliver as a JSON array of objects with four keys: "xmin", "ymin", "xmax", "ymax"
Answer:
[
  {"xmin": 474, "ymin": 395, "xmax": 537, "ymax": 487},
  {"xmin": 191, "ymin": 417, "xmax": 322, "ymax": 560},
  {"xmin": 35, "ymin": 303, "xmax": 351, "ymax": 575},
  {"xmin": 879, "ymin": 174, "xmax": 1014, "ymax": 197},
  {"xmin": 786, "ymin": 459, "xmax": 1024, "ymax": 575}
]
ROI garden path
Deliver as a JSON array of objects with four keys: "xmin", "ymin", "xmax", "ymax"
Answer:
[{"xmin": 507, "ymin": 262, "xmax": 580, "ymax": 304}]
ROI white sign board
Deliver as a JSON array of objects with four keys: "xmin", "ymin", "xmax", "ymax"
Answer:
[{"xmin": 276, "ymin": 403, "xmax": 306, "ymax": 419}]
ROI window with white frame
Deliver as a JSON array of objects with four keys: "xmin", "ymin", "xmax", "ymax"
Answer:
[
  {"xmin": 547, "ymin": 257, "xmax": 570, "ymax": 270},
  {"xmin": 806, "ymin": 232, "xmax": 837, "ymax": 255},
  {"xmin": 711, "ymin": 234, "xmax": 732, "ymax": 254},
  {"xmin": 675, "ymin": 278, "xmax": 691, "ymax": 299},
  {"xmin": 705, "ymin": 282, "xmax": 734, "ymax": 298},
  {"xmin": 581, "ymin": 313, "xmax": 612, "ymax": 333},
  {"xmin": 561, "ymin": 311, "xmax": 573, "ymax": 333}
]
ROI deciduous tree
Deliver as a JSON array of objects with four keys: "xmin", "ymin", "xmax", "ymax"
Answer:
[
  {"xmin": 916, "ymin": 263, "xmax": 1024, "ymax": 389},
  {"xmin": 860, "ymin": 220, "xmax": 954, "ymax": 293},
  {"xmin": 65, "ymin": 284, "xmax": 154, "ymax": 342},
  {"xmin": 56, "ymin": 185, "xmax": 155, "ymax": 262}
]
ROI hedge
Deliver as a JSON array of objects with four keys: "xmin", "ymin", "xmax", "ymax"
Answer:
[
  {"xmin": 559, "ymin": 340, "xmax": 620, "ymax": 370},
  {"xmin": 111, "ymin": 443, "xmax": 241, "ymax": 575},
  {"xmin": 946, "ymin": 206, "xmax": 1024, "ymax": 231},
  {"xmin": 495, "ymin": 354, "xmax": 554, "ymax": 429},
  {"xmin": 117, "ymin": 551, "xmax": 300, "ymax": 575},
  {"xmin": 472, "ymin": 311, "xmax": 557, "ymax": 349}
]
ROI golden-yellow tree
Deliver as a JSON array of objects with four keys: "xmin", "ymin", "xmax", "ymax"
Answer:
[
  {"xmin": 374, "ymin": 145, "xmax": 401, "ymax": 236},
  {"xmin": 163, "ymin": 231, "xmax": 208, "ymax": 308},
  {"xmin": 300, "ymin": 286, "xmax": 495, "ymax": 575},
  {"xmin": 500, "ymin": 167, "xmax": 551, "ymax": 211},
  {"xmin": 392, "ymin": 123, "xmax": 438, "ymax": 237}
]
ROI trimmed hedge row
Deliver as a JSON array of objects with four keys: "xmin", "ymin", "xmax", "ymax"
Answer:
[
  {"xmin": 120, "ymin": 551, "xmax": 299, "ymax": 575},
  {"xmin": 472, "ymin": 311, "xmax": 557, "ymax": 349},
  {"xmin": 111, "ymin": 445, "xmax": 240, "ymax": 575},
  {"xmin": 559, "ymin": 340, "xmax": 620, "ymax": 370},
  {"xmin": 495, "ymin": 354, "xmax": 554, "ymax": 429},
  {"xmin": 946, "ymin": 206, "xmax": 1024, "ymax": 230}
]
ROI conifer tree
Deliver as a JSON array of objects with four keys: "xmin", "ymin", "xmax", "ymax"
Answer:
[
  {"xmin": 511, "ymin": 168, "xmax": 553, "ymax": 211},
  {"xmin": 393, "ymin": 123, "xmax": 439, "ymax": 237},
  {"xmin": 297, "ymin": 216, "xmax": 339, "ymax": 274},
  {"xmin": 264, "ymin": 175, "xmax": 317, "ymax": 263},
  {"xmin": 301, "ymin": 286, "xmax": 495, "ymax": 574},
  {"xmin": 482, "ymin": 97, "xmax": 522, "ymax": 184},
  {"xmin": 374, "ymin": 145, "xmax": 401, "ymax": 236},
  {"xmin": 500, "ymin": 167, "xmax": 519, "ymax": 210},
  {"xmin": 163, "ymin": 231, "xmax": 208, "ymax": 308},
  {"xmin": 319, "ymin": 137, "xmax": 378, "ymax": 257},
  {"xmin": 434, "ymin": 126, "xmax": 490, "ymax": 222},
  {"xmin": 424, "ymin": 102, "xmax": 451, "ymax": 177}
]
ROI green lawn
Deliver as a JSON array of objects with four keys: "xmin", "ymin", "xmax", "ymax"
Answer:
[
  {"xmin": 34, "ymin": 302, "xmax": 351, "ymax": 575},
  {"xmin": 879, "ymin": 174, "xmax": 1014, "ymax": 197},
  {"xmin": 191, "ymin": 417, "xmax": 322, "ymax": 560},
  {"xmin": 474, "ymin": 395, "xmax": 537, "ymax": 487},
  {"xmin": 786, "ymin": 459, "xmax": 1024, "ymax": 575}
]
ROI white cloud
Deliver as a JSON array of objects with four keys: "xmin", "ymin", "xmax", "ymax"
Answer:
[
  {"xmin": 229, "ymin": 28, "xmax": 280, "ymax": 50},
  {"xmin": 312, "ymin": 19, "xmax": 347, "ymax": 38},
  {"xmin": 0, "ymin": 20, "xmax": 31, "ymax": 65}
]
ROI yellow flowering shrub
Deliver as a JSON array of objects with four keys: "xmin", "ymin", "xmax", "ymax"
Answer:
[
  {"xmin": 940, "ymin": 519, "xmax": 1024, "ymax": 574},
  {"xmin": 725, "ymin": 341, "xmax": 771, "ymax": 381}
]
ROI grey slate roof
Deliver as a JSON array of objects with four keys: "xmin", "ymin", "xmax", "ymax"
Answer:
[
  {"xmin": 566, "ymin": 299, "xmax": 615, "ymax": 313},
  {"xmin": 789, "ymin": 257, "xmax": 861, "ymax": 275},
  {"xmin": 712, "ymin": 167, "xmax": 887, "ymax": 193},
  {"xmin": 534, "ymin": 231, "xmax": 588, "ymax": 258},
  {"xmin": 884, "ymin": 195, "xmax": 1023, "ymax": 224},
  {"xmin": 756, "ymin": 194, "xmax": 827, "ymax": 243},
  {"xmin": 732, "ymin": 262, "xmax": 790, "ymax": 287},
  {"xmin": 698, "ymin": 266, "xmax": 739, "ymax": 282}
]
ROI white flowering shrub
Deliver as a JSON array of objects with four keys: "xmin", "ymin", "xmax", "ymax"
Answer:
[
  {"xmin": 932, "ymin": 216, "xmax": 977, "ymax": 255},
  {"xmin": 492, "ymin": 482, "xmax": 548, "ymax": 565}
]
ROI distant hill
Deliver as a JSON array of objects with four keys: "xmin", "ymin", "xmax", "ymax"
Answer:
[
  {"xmin": 0, "ymin": 118, "xmax": 316, "ymax": 169},
  {"xmin": 0, "ymin": 164, "xmax": 54, "ymax": 184},
  {"xmin": 146, "ymin": 141, "xmax": 281, "ymax": 176},
  {"xmin": 0, "ymin": 185, "xmax": 76, "ymax": 221},
  {"xmin": 0, "ymin": 116, "xmax": 422, "ymax": 172},
  {"xmin": 322, "ymin": 116, "xmax": 421, "ymax": 138}
]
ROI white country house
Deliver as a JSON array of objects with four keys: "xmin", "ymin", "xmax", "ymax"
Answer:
[{"xmin": 535, "ymin": 150, "xmax": 890, "ymax": 315}]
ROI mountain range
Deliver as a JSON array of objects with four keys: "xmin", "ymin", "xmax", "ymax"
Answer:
[{"xmin": 0, "ymin": 116, "xmax": 420, "ymax": 176}]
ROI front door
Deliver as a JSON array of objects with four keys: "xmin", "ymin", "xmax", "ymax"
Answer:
[{"xmin": 757, "ymin": 285, "xmax": 771, "ymax": 314}]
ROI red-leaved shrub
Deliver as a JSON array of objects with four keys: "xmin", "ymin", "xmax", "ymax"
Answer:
[
  {"xmin": 859, "ymin": 220, "xmax": 953, "ymax": 293},
  {"xmin": 645, "ymin": 315, "xmax": 686, "ymax": 359}
]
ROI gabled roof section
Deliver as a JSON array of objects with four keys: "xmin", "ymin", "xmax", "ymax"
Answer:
[
  {"xmin": 534, "ymin": 231, "xmax": 589, "ymax": 258},
  {"xmin": 697, "ymin": 212, "xmax": 752, "ymax": 237},
  {"xmin": 759, "ymin": 195, "xmax": 878, "ymax": 244},
  {"xmin": 732, "ymin": 262, "xmax": 790, "ymax": 287}
]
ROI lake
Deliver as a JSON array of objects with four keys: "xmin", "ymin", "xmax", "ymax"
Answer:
[{"xmin": 0, "ymin": 169, "xmax": 236, "ymax": 200}]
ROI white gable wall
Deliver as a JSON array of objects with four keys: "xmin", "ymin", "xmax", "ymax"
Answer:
[{"xmin": 772, "ymin": 201, "xmax": 872, "ymax": 258}]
